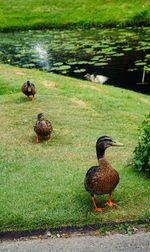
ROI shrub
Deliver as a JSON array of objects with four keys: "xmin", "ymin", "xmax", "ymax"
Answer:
[{"xmin": 132, "ymin": 113, "xmax": 150, "ymax": 173}]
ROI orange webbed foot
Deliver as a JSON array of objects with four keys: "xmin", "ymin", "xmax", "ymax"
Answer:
[
  {"xmin": 105, "ymin": 199, "xmax": 116, "ymax": 207},
  {"xmin": 91, "ymin": 195, "xmax": 104, "ymax": 212},
  {"xmin": 95, "ymin": 207, "xmax": 104, "ymax": 212},
  {"xmin": 105, "ymin": 192, "xmax": 117, "ymax": 207}
]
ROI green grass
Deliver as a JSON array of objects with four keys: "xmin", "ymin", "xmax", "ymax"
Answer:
[
  {"xmin": 0, "ymin": 64, "xmax": 150, "ymax": 232},
  {"xmin": 0, "ymin": 0, "xmax": 150, "ymax": 31}
]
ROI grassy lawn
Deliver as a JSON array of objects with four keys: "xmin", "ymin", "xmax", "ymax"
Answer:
[
  {"xmin": 0, "ymin": 0, "xmax": 150, "ymax": 31},
  {"xmin": 0, "ymin": 64, "xmax": 150, "ymax": 232}
]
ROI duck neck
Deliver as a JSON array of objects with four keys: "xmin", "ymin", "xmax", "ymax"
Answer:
[{"xmin": 96, "ymin": 148, "xmax": 105, "ymax": 160}]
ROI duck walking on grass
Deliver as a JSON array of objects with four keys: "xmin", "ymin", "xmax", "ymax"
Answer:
[
  {"xmin": 21, "ymin": 80, "xmax": 36, "ymax": 101},
  {"xmin": 84, "ymin": 136, "xmax": 123, "ymax": 212},
  {"xmin": 34, "ymin": 113, "xmax": 53, "ymax": 143}
]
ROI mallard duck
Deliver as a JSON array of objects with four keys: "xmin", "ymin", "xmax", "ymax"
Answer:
[
  {"xmin": 84, "ymin": 136, "xmax": 123, "ymax": 211},
  {"xmin": 34, "ymin": 113, "xmax": 53, "ymax": 143},
  {"xmin": 21, "ymin": 80, "xmax": 36, "ymax": 100}
]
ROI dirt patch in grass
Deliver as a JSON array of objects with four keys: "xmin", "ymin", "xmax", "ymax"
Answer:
[
  {"xmin": 15, "ymin": 71, "xmax": 26, "ymax": 76},
  {"xmin": 41, "ymin": 80, "xmax": 56, "ymax": 88},
  {"xmin": 71, "ymin": 97, "xmax": 90, "ymax": 109}
]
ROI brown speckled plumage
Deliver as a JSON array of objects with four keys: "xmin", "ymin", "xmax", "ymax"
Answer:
[
  {"xmin": 84, "ymin": 136, "xmax": 123, "ymax": 211},
  {"xmin": 34, "ymin": 113, "xmax": 53, "ymax": 143},
  {"xmin": 84, "ymin": 158, "xmax": 119, "ymax": 195},
  {"xmin": 22, "ymin": 80, "xmax": 36, "ymax": 99}
]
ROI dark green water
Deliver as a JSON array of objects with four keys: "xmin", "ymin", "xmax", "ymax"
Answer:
[{"xmin": 0, "ymin": 27, "xmax": 150, "ymax": 94}]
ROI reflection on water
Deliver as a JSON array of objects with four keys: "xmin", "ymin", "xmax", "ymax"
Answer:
[{"xmin": 0, "ymin": 27, "xmax": 149, "ymax": 94}]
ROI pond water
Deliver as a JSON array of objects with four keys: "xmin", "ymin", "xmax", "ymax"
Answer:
[{"xmin": 0, "ymin": 27, "xmax": 150, "ymax": 94}]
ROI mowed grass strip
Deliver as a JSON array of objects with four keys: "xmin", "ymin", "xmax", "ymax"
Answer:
[
  {"xmin": 0, "ymin": 0, "xmax": 150, "ymax": 30},
  {"xmin": 0, "ymin": 64, "xmax": 150, "ymax": 232}
]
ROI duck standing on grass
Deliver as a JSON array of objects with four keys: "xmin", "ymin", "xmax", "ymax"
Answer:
[
  {"xmin": 21, "ymin": 80, "xmax": 36, "ymax": 100},
  {"xmin": 34, "ymin": 113, "xmax": 53, "ymax": 143},
  {"xmin": 84, "ymin": 136, "xmax": 124, "ymax": 212}
]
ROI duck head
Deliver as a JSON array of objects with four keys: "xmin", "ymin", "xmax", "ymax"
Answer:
[
  {"xmin": 96, "ymin": 135, "xmax": 124, "ymax": 159},
  {"xmin": 37, "ymin": 113, "xmax": 45, "ymax": 121},
  {"xmin": 26, "ymin": 80, "xmax": 32, "ymax": 92}
]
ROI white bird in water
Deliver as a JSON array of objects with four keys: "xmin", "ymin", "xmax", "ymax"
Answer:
[{"xmin": 85, "ymin": 73, "xmax": 109, "ymax": 84}]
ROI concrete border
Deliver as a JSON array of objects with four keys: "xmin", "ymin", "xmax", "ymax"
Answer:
[{"xmin": 0, "ymin": 218, "xmax": 149, "ymax": 240}]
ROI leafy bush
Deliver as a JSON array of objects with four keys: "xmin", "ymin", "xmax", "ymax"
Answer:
[{"xmin": 132, "ymin": 113, "xmax": 150, "ymax": 173}]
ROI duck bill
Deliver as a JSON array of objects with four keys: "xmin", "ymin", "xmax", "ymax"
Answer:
[{"xmin": 112, "ymin": 141, "xmax": 124, "ymax": 147}]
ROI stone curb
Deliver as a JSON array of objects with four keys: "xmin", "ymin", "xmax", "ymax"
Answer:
[{"xmin": 0, "ymin": 218, "xmax": 149, "ymax": 240}]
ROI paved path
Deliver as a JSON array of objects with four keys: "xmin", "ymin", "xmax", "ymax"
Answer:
[{"xmin": 0, "ymin": 231, "xmax": 150, "ymax": 252}]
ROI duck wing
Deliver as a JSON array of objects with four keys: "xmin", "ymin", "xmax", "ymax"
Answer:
[
  {"xmin": 84, "ymin": 160, "xmax": 119, "ymax": 195},
  {"xmin": 84, "ymin": 165, "xmax": 102, "ymax": 195},
  {"xmin": 31, "ymin": 84, "xmax": 36, "ymax": 95},
  {"xmin": 34, "ymin": 120, "xmax": 53, "ymax": 136}
]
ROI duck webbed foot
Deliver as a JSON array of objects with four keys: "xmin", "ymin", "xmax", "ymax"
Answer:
[
  {"xmin": 91, "ymin": 194, "xmax": 104, "ymax": 212},
  {"xmin": 105, "ymin": 192, "xmax": 116, "ymax": 207}
]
